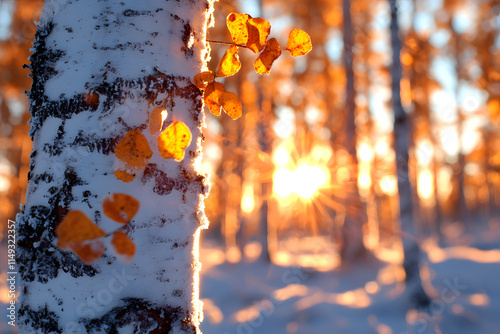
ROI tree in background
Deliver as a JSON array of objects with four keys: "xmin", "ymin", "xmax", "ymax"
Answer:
[
  {"xmin": 18, "ymin": 0, "xmax": 213, "ymax": 332},
  {"xmin": 0, "ymin": 0, "xmax": 41, "ymax": 232},
  {"xmin": 389, "ymin": 0, "xmax": 430, "ymax": 307}
]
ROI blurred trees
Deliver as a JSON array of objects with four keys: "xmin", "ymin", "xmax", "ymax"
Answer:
[
  {"xmin": 2, "ymin": 0, "xmax": 500, "ymax": 286},
  {"xmin": 0, "ymin": 0, "xmax": 41, "ymax": 233},
  {"xmin": 198, "ymin": 0, "xmax": 500, "ymax": 273}
]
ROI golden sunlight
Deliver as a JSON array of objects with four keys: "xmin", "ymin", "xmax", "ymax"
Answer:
[
  {"xmin": 273, "ymin": 162, "xmax": 330, "ymax": 200},
  {"xmin": 294, "ymin": 164, "xmax": 330, "ymax": 199}
]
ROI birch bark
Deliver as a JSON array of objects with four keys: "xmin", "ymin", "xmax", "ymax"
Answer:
[{"xmin": 18, "ymin": 1, "xmax": 214, "ymax": 332}]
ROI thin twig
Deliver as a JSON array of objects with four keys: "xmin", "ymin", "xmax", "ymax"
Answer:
[{"xmin": 206, "ymin": 39, "xmax": 245, "ymax": 48}]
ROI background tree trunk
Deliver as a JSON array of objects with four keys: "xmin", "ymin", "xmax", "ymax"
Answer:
[
  {"xmin": 18, "ymin": 1, "xmax": 214, "ymax": 332},
  {"xmin": 389, "ymin": 0, "xmax": 430, "ymax": 308},
  {"xmin": 340, "ymin": 0, "xmax": 369, "ymax": 262}
]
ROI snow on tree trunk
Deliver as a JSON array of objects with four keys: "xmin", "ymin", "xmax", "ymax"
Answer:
[
  {"xmin": 17, "ymin": 0, "xmax": 214, "ymax": 332},
  {"xmin": 389, "ymin": 0, "xmax": 430, "ymax": 308}
]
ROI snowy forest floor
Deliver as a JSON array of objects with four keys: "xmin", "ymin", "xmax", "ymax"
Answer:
[
  {"xmin": 1, "ymin": 230, "xmax": 500, "ymax": 334},
  {"xmin": 199, "ymin": 234, "xmax": 500, "ymax": 334}
]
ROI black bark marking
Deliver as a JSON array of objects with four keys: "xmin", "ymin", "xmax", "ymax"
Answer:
[
  {"xmin": 25, "ymin": 21, "xmax": 65, "ymax": 137},
  {"xmin": 43, "ymin": 122, "xmax": 66, "ymax": 156},
  {"xmin": 142, "ymin": 163, "xmax": 207, "ymax": 197},
  {"xmin": 71, "ymin": 130, "xmax": 118, "ymax": 155},
  {"xmin": 83, "ymin": 298, "xmax": 195, "ymax": 334},
  {"xmin": 123, "ymin": 9, "xmax": 152, "ymax": 17},
  {"xmin": 181, "ymin": 22, "xmax": 194, "ymax": 57},
  {"xmin": 142, "ymin": 164, "xmax": 176, "ymax": 195},
  {"xmin": 172, "ymin": 289, "xmax": 183, "ymax": 297},
  {"xmin": 18, "ymin": 305, "xmax": 62, "ymax": 334},
  {"xmin": 32, "ymin": 172, "xmax": 53, "ymax": 184}
]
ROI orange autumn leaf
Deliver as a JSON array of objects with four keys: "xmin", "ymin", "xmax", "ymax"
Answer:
[
  {"xmin": 69, "ymin": 239, "xmax": 106, "ymax": 264},
  {"xmin": 158, "ymin": 121, "xmax": 192, "ymax": 161},
  {"xmin": 246, "ymin": 17, "xmax": 271, "ymax": 53},
  {"xmin": 114, "ymin": 170, "xmax": 135, "ymax": 183},
  {"xmin": 111, "ymin": 231, "xmax": 136, "ymax": 262},
  {"xmin": 149, "ymin": 107, "xmax": 168, "ymax": 135},
  {"xmin": 83, "ymin": 91, "xmax": 100, "ymax": 110},
  {"xmin": 227, "ymin": 13, "xmax": 251, "ymax": 45},
  {"xmin": 203, "ymin": 81, "xmax": 226, "ymax": 116},
  {"xmin": 115, "ymin": 129, "xmax": 153, "ymax": 167},
  {"xmin": 102, "ymin": 193, "xmax": 140, "ymax": 224},
  {"xmin": 221, "ymin": 91, "xmax": 242, "ymax": 120},
  {"xmin": 254, "ymin": 38, "xmax": 281, "ymax": 74},
  {"xmin": 286, "ymin": 29, "xmax": 312, "ymax": 57},
  {"xmin": 193, "ymin": 71, "xmax": 215, "ymax": 90},
  {"xmin": 56, "ymin": 210, "xmax": 106, "ymax": 249},
  {"xmin": 216, "ymin": 45, "xmax": 241, "ymax": 78}
]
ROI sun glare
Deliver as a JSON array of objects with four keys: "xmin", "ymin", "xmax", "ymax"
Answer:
[
  {"xmin": 295, "ymin": 164, "xmax": 329, "ymax": 199},
  {"xmin": 273, "ymin": 162, "xmax": 330, "ymax": 200}
]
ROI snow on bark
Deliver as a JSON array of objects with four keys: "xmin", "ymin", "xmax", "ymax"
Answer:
[
  {"xmin": 18, "ymin": 0, "xmax": 214, "ymax": 333},
  {"xmin": 389, "ymin": 0, "xmax": 430, "ymax": 308}
]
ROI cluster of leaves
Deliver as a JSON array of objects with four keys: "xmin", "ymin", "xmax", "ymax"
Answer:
[
  {"xmin": 55, "ymin": 194, "xmax": 139, "ymax": 263},
  {"xmin": 56, "ymin": 105, "xmax": 193, "ymax": 263},
  {"xmin": 114, "ymin": 107, "xmax": 192, "ymax": 182},
  {"xmin": 55, "ymin": 107, "xmax": 193, "ymax": 262},
  {"xmin": 194, "ymin": 12, "xmax": 312, "ymax": 120}
]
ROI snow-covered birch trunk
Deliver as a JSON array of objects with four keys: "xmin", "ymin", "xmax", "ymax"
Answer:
[
  {"xmin": 17, "ymin": 0, "xmax": 214, "ymax": 332},
  {"xmin": 389, "ymin": 0, "xmax": 429, "ymax": 307}
]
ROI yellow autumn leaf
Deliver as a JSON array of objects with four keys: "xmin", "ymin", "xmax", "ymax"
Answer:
[
  {"xmin": 216, "ymin": 45, "xmax": 241, "ymax": 78},
  {"xmin": 193, "ymin": 71, "xmax": 215, "ymax": 90},
  {"xmin": 102, "ymin": 193, "xmax": 140, "ymax": 224},
  {"xmin": 114, "ymin": 170, "xmax": 135, "ymax": 183},
  {"xmin": 246, "ymin": 17, "xmax": 271, "ymax": 53},
  {"xmin": 149, "ymin": 107, "xmax": 168, "ymax": 135},
  {"xmin": 204, "ymin": 81, "xmax": 226, "ymax": 116},
  {"xmin": 111, "ymin": 231, "xmax": 136, "ymax": 262},
  {"xmin": 254, "ymin": 38, "xmax": 281, "ymax": 75},
  {"xmin": 221, "ymin": 91, "xmax": 242, "ymax": 120},
  {"xmin": 286, "ymin": 28, "xmax": 312, "ymax": 57},
  {"xmin": 56, "ymin": 210, "xmax": 106, "ymax": 249},
  {"xmin": 158, "ymin": 121, "xmax": 192, "ymax": 161},
  {"xmin": 115, "ymin": 129, "xmax": 153, "ymax": 167},
  {"xmin": 227, "ymin": 13, "xmax": 251, "ymax": 45}
]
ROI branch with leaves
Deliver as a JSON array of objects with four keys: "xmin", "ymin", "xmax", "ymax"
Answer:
[{"xmin": 194, "ymin": 12, "xmax": 312, "ymax": 120}]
